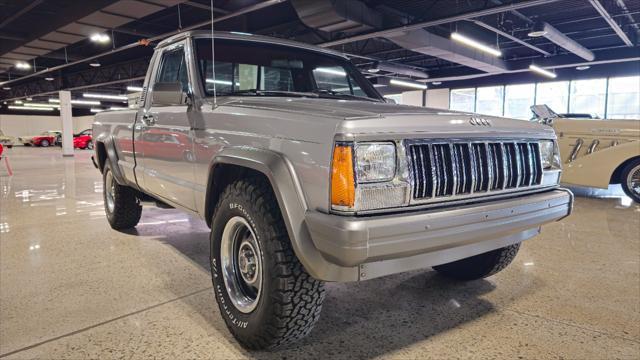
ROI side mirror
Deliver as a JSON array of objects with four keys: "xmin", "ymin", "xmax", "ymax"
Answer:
[
  {"xmin": 384, "ymin": 97, "xmax": 397, "ymax": 104},
  {"xmin": 152, "ymin": 82, "xmax": 186, "ymax": 106}
]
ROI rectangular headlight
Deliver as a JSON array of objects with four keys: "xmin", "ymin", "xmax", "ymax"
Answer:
[
  {"xmin": 355, "ymin": 142, "xmax": 396, "ymax": 182},
  {"xmin": 540, "ymin": 140, "xmax": 561, "ymax": 170}
]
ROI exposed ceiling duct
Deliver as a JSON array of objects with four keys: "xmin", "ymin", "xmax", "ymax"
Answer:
[
  {"xmin": 290, "ymin": 0, "xmax": 383, "ymax": 34},
  {"xmin": 384, "ymin": 29, "xmax": 508, "ymax": 73},
  {"xmin": 367, "ymin": 62, "xmax": 429, "ymax": 78},
  {"xmin": 529, "ymin": 22, "xmax": 595, "ymax": 61}
]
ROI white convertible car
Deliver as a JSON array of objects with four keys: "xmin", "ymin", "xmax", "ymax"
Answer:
[{"xmin": 532, "ymin": 105, "xmax": 640, "ymax": 202}]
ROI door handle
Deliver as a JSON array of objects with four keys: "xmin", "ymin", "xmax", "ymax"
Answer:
[{"xmin": 142, "ymin": 113, "xmax": 157, "ymax": 126}]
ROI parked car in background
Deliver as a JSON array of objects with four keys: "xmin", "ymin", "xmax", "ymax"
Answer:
[
  {"xmin": 73, "ymin": 129, "xmax": 93, "ymax": 149},
  {"xmin": 18, "ymin": 131, "xmax": 62, "ymax": 147},
  {"xmin": 0, "ymin": 130, "xmax": 15, "ymax": 148},
  {"xmin": 532, "ymin": 105, "xmax": 640, "ymax": 202}
]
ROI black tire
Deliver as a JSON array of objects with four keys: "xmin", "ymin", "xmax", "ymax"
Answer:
[
  {"xmin": 210, "ymin": 177, "xmax": 325, "ymax": 350},
  {"xmin": 620, "ymin": 159, "xmax": 640, "ymax": 203},
  {"xmin": 40, "ymin": 139, "xmax": 50, "ymax": 147},
  {"xmin": 433, "ymin": 243, "xmax": 521, "ymax": 281},
  {"xmin": 87, "ymin": 141, "xmax": 94, "ymax": 150},
  {"xmin": 103, "ymin": 162, "xmax": 142, "ymax": 230}
]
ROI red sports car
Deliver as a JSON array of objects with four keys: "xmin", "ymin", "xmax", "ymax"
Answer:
[
  {"xmin": 18, "ymin": 131, "xmax": 61, "ymax": 147},
  {"xmin": 73, "ymin": 129, "xmax": 93, "ymax": 149}
]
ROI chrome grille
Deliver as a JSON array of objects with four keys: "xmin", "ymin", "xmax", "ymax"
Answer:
[{"xmin": 409, "ymin": 141, "xmax": 543, "ymax": 201}]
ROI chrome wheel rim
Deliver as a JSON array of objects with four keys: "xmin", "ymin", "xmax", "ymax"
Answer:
[
  {"xmin": 220, "ymin": 216, "xmax": 262, "ymax": 314},
  {"xmin": 627, "ymin": 164, "xmax": 640, "ymax": 197},
  {"xmin": 105, "ymin": 170, "xmax": 116, "ymax": 213}
]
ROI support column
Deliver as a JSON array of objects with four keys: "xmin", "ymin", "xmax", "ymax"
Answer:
[{"xmin": 59, "ymin": 90, "xmax": 74, "ymax": 157}]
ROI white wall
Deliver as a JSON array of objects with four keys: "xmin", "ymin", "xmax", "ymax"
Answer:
[
  {"xmin": 0, "ymin": 114, "xmax": 94, "ymax": 137},
  {"xmin": 426, "ymin": 88, "xmax": 450, "ymax": 109},
  {"xmin": 401, "ymin": 90, "xmax": 424, "ymax": 106}
]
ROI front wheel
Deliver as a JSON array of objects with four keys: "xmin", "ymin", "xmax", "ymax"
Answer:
[
  {"xmin": 433, "ymin": 243, "xmax": 521, "ymax": 281},
  {"xmin": 210, "ymin": 178, "xmax": 325, "ymax": 350},
  {"xmin": 621, "ymin": 159, "xmax": 640, "ymax": 203},
  {"xmin": 40, "ymin": 139, "xmax": 50, "ymax": 147},
  {"xmin": 103, "ymin": 162, "xmax": 142, "ymax": 230}
]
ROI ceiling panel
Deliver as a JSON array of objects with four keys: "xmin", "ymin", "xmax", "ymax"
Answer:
[
  {"xmin": 3, "ymin": 52, "xmax": 34, "ymax": 61},
  {"xmin": 25, "ymin": 39, "xmax": 65, "ymax": 50},
  {"xmin": 103, "ymin": 0, "xmax": 164, "ymax": 17},
  {"xmin": 146, "ymin": 0, "xmax": 183, "ymax": 7},
  {"xmin": 80, "ymin": 11, "xmax": 132, "ymax": 28},
  {"xmin": 58, "ymin": 22, "xmax": 107, "ymax": 37},
  {"xmin": 40, "ymin": 31, "xmax": 85, "ymax": 44},
  {"xmin": 13, "ymin": 47, "xmax": 51, "ymax": 56}
]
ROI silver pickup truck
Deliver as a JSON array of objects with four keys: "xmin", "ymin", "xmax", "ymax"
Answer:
[{"xmin": 93, "ymin": 31, "xmax": 573, "ymax": 349}]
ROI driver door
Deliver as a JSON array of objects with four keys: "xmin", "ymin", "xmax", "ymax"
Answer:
[{"xmin": 139, "ymin": 41, "xmax": 197, "ymax": 210}]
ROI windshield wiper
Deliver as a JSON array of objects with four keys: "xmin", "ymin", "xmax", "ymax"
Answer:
[
  {"xmin": 219, "ymin": 89, "xmax": 319, "ymax": 98},
  {"xmin": 311, "ymin": 89, "xmax": 381, "ymax": 102}
]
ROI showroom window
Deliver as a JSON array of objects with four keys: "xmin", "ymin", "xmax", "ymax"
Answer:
[
  {"xmin": 475, "ymin": 86, "xmax": 504, "ymax": 116},
  {"xmin": 607, "ymin": 76, "xmax": 640, "ymax": 119},
  {"xmin": 504, "ymin": 83, "xmax": 536, "ymax": 119},
  {"xmin": 450, "ymin": 88, "xmax": 475, "ymax": 112},
  {"xmin": 569, "ymin": 78, "xmax": 607, "ymax": 118},
  {"xmin": 536, "ymin": 81, "xmax": 569, "ymax": 114}
]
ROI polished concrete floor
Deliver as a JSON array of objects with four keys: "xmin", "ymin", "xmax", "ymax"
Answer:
[{"xmin": 1, "ymin": 147, "xmax": 639, "ymax": 359}]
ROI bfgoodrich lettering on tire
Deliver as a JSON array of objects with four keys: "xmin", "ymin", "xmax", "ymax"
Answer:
[{"xmin": 210, "ymin": 177, "xmax": 325, "ymax": 350}]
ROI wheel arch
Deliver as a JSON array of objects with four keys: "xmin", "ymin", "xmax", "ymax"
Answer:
[
  {"xmin": 205, "ymin": 147, "xmax": 357, "ymax": 282},
  {"xmin": 610, "ymin": 155, "xmax": 640, "ymax": 184}
]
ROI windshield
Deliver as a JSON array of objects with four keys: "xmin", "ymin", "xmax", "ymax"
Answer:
[{"xmin": 195, "ymin": 38, "xmax": 382, "ymax": 101}]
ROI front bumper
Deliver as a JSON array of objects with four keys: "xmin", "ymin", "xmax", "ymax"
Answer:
[{"xmin": 306, "ymin": 189, "xmax": 572, "ymax": 273}]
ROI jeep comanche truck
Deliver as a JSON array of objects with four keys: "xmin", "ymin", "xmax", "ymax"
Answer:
[{"xmin": 93, "ymin": 31, "xmax": 573, "ymax": 349}]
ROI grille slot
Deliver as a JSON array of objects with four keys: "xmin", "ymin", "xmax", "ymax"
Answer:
[{"xmin": 410, "ymin": 141, "xmax": 543, "ymax": 201}]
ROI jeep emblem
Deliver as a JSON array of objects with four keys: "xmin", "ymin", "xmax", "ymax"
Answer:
[{"xmin": 470, "ymin": 117, "xmax": 491, "ymax": 126}]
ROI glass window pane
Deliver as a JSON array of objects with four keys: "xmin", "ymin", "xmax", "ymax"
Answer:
[
  {"xmin": 475, "ymin": 86, "xmax": 504, "ymax": 116},
  {"xmin": 569, "ymin": 78, "xmax": 606, "ymax": 118},
  {"xmin": 536, "ymin": 81, "xmax": 569, "ymax": 114},
  {"xmin": 450, "ymin": 88, "xmax": 475, "ymax": 112},
  {"xmin": 607, "ymin": 76, "xmax": 640, "ymax": 119},
  {"xmin": 504, "ymin": 83, "xmax": 535, "ymax": 119}
]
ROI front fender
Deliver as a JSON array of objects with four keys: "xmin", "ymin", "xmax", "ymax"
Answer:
[
  {"xmin": 562, "ymin": 140, "xmax": 640, "ymax": 189},
  {"xmin": 206, "ymin": 147, "xmax": 359, "ymax": 282}
]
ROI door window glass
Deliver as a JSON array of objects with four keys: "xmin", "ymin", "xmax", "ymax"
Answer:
[{"xmin": 157, "ymin": 47, "xmax": 189, "ymax": 92}]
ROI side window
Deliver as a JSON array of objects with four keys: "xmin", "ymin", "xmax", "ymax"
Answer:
[{"xmin": 156, "ymin": 47, "xmax": 189, "ymax": 93}]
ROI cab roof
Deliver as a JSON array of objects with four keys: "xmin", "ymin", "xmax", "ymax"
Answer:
[{"xmin": 156, "ymin": 31, "xmax": 349, "ymax": 60}]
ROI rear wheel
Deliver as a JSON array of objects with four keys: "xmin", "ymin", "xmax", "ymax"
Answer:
[
  {"xmin": 87, "ymin": 141, "xmax": 94, "ymax": 150},
  {"xmin": 621, "ymin": 159, "xmax": 640, "ymax": 203},
  {"xmin": 103, "ymin": 162, "xmax": 142, "ymax": 230},
  {"xmin": 210, "ymin": 177, "xmax": 325, "ymax": 350},
  {"xmin": 433, "ymin": 243, "xmax": 521, "ymax": 280},
  {"xmin": 40, "ymin": 139, "xmax": 50, "ymax": 147}
]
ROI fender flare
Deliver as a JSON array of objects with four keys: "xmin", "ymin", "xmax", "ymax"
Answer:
[
  {"xmin": 206, "ymin": 147, "xmax": 358, "ymax": 282},
  {"xmin": 95, "ymin": 135, "xmax": 127, "ymax": 186}
]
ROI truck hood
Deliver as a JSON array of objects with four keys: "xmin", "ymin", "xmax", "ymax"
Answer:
[{"xmin": 221, "ymin": 97, "xmax": 555, "ymax": 140}]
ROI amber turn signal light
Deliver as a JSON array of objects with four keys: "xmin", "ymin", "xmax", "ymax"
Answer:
[{"xmin": 331, "ymin": 144, "xmax": 355, "ymax": 208}]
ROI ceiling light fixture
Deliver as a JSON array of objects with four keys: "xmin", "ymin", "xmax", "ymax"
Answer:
[
  {"xmin": 8, "ymin": 105, "xmax": 54, "ymax": 111},
  {"xmin": 529, "ymin": 64, "xmax": 557, "ymax": 78},
  {"xmin": 83, "ymin": 93, "xmax": 127, "ymax": 101},
  {"xmin": 451, "ymin": 32, "xmax": 502, "ymax": 57},
  {"xmin": 45, "ymin": 77, "xmax": 54, "ymax": 81},
  {"xmin": 314, "ymin": 67, "xmax": 347, "ymax": 76},
  {"xmin": 109, "ymin": 106, "xmax": 127, "ymax": 111},
  {"xmin": 576, "ymin": 65, "xmax": 591, "ymax": 71},
  {"xmin": 48, "ymin": 98, "xmax": 60, "ymax": 103},
  {"xmin": 390, "ymin": 79, "xmax": 428, "ymax": 90},
  {"xmin": 89, "ymin": 62, "xmax": 101, "ymax": 67},
  {"xmin": 431, "ymin": 81, "xmax": 442, "ymax": 85},
  {"xmin": 72, "ymin": 100, "xmax": 101, "ymax": 105},
  {"xmin": 14, "ymin": 100, "xmax": 23, "ymax": 104},
  {"xmin": 90, "ymin": 33, "xmax": 110, "ymax": 43},
  {"xmin": 126, "ymin": 86, "xmax": 143, "ymax": 92},
  {"xmin": 15, "ymin": 62, "xmax": 31, "ymax": 70},
  {"xmin": 2, "ymin": 86, "xmax": 10, "ymax": 90},
  {"xmin": 90, "ymin": 108, "xmax": 105, "ymax": 113},
  {"xmin": 24, "ymin": 102, "xmax": 59, "ymax": 108}
]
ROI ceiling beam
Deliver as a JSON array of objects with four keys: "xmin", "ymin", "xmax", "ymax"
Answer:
[
  {"xmin": 472, "ymin": 20, "xmax": 551, "ymax": 56},
  {"xmin": 0, "ymin": 0, "xmax": 44, "ymax": 28},
  {"xmin": 318, "ymin": 0, "xmax": 563, "ymax": 48},
  {"xmin": 588, "ymin": 0, "xmax": 633, "ymax": 46}
]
